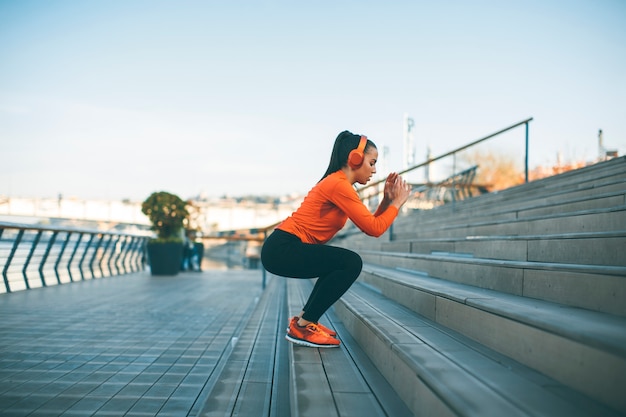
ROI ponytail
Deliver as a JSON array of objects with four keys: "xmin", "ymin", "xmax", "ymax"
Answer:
[{"xmin": 320, "ymin": 130, "xmax": 375, "ymax": 182}]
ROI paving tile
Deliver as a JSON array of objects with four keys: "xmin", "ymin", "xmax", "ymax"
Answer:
[
  {"xmin": 130, "ymin": 372, "xmax": 162, "ymax": 384},
  {"xmin": 97, "ymin": 396, "xmax": 138, "ymax": 413},
  {"xmin": 157, "ymin": 397, "xmax": 196, "ymax": 415},
  {"xmin": 88, "ymin": 382, "xmax": 126, "ymax": 397},
  {"xmin": 127, "ymin": 396, "xmax": 167, "ymax": 414},
  {"xmin": 13, "ymin": 393, "xmax": 53, "ymax": 409},
  {"xmin": 61, "ymin": 382, "xmax": 100, "ymax": 396},
  {"xmin": 105, "ymin": 372, "xmax": 137, "ymax": 384},
  {"xmin": 63, "ymin": 395, "xmax": 109, "ymax": 413},
  {"xmin": 33, "ymin": 394, "xmax": 82, "ymax": 413},
  {"xmin": 115, "ymin": 382, "xmax": 152, "ymax": 397},
  {"xmin": 143, "ymin": 383, "xmax": 178, "ymax": 398}
]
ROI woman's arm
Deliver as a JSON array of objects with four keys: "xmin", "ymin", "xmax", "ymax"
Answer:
[{"xmin": 330, "ymin": 174, "xmax": 411, "ymax": 238}]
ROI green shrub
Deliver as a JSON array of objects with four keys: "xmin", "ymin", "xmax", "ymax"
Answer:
[{"xmin": 141, "ymin": 191, "xmax": 190, "ymax": 242}]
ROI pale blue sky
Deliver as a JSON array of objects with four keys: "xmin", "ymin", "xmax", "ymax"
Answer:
[{"xmin": 1, "ymin": 0, "xmax": 625, "ymax": 200}]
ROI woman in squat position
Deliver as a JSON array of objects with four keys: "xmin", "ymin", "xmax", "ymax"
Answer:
[{"xmin": 261, "ymin": 130, "xmax": 412, "ymax": 348}]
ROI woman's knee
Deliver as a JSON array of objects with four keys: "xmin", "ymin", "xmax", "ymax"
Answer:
[{"xmin": 345, "ymin": 250, "xmax": 363, "ymax": 278}]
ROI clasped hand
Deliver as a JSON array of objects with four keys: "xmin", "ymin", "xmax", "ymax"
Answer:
[{"xmin": 383, "ymin": 173, "xmax": 412, "ymax": 207}]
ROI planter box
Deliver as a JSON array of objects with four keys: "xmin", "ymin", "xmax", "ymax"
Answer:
[{"xmin": 147, "ymin": 241, "xmax": 184, "ymax": 276}]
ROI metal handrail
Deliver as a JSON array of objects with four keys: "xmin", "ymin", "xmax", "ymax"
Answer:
[
  {"xmin": 358, "ymin": 117, "xmax": 533, "ymax": 194},
  {"xmin": 0, "ymin": 222, "xmax": 150, "ymax": 294}
]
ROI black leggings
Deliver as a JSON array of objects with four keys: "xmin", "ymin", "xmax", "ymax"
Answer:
[{"xmin": 261, "ymin": 229, "xmax": 362, "ymax": 323}]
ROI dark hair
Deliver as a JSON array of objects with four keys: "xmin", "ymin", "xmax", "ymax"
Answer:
[{"xmin": 320, "ymin": 130, "xmax": 376, "ymax": 181}]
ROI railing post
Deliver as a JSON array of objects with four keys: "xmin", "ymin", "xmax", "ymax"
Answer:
[
  {"xmin": 262, "ymin": 230, "xmax": 267, "ymax": 289},
  {"xmin": 39, "ymin": 231, "xmax": 58, "ymax": 287},
  {"xmin": 126, "ymin": 237, "xmax": 139, "ymax": 273},
  {"xmin": 79, "ymin": 233, "xmax": 95, "ymax": 281},
  {"xmin": 451, "ymin": 153, "xmax": 458, "ymax": 212},
  {"xmin": 108, "ymin": 235, "xmax": 121, "ymax": 276},
  {"xmin": 89, "ymin": 234, "xmax": 105, "ymax": 279},
  {"xmin": 133, "ymin": 237, "xmax": 146, "ymax": 272},
  {"xmin": 131, "ymin": 237, "xmax": 143, "ymax": 272},
  {"xmin": 98, "ymin": 234, "xmax": 114, "ymax": 277},
  {"xmin": 55, "ymin": 232, "xmax": 72, "ymax": 284},
  {"xmin": 23, "ymin": 230, "xmax": 42, "ymax": 289},
  {"xmin": 525, "ymin": 121, "xmax": 530, "ymax": 183},
  {"xmin": 67, "ymin": 233, "xmax": 84, "ymax": 282},
  {"xmin": 2, "ymin": 229, "xmax": 24, "ymax": 293},
  {"xmin": 115, "ymin": 236, "xmax": 128, "ymax": 275},
  {"xmin": 135, "ymin": 238, "xmax": 147, "ymax": 272}
]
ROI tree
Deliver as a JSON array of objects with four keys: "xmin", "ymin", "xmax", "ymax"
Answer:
[{"xmin": 461, "ymin": 149, "xmax": 525, "ymax": 192}]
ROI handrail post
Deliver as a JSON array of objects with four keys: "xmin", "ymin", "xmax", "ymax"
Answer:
[
  {"xmin": 127, "ymin": 237, "xmax": 141, "ymax": 273},
  {"xmin": 23, "ymin": 230, "xmax": 42, "ymax": 289},
  {"xmin": 123, "ymin": 236, "xmax": 135, "ymax": 273},
  {"xmin": 55, "ymin": 232, "xmax": 72, "ymax": 284},
  {"xmin": 525, "ymin": 121, "xmax": 530, "ymax": 183},
  {"xmin": 115, "ymin": 236, "xmax": 128, "ymax": 275},
  {"xmin": 98, "ymin": 234, "xmax": 113, "ymax": 277},
  {"xmin": 2, "ymin": 229, "xmax": 24, "ymax": 293},
  {"xmin": 39, "ymin": 231, "xmax": 58, "ymax": 287},
  {"xmin": 136, "ymin": 238, "xmax": 147, "ymax": 272},
  {"xmin": 89, "ymin": 234, "xmax": 105, "ymax": 279},
  {"xmin": 451, "ymin": 153, "xmax": 457, "ymax": 212},
  {"xmin": 67, "ymin": 233, "xmax": 84, "ymax": 282},
  {"xmin": 261, "ymin": 230, "xmax": 267, "ymax": 289},
  {"xmin": 79, "ymin": 233, "xmax": 95, "ymax": 281}
]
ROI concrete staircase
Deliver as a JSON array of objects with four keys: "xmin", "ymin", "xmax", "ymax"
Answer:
[
  {"xmin": 331, "ymin": 156, "xmax": 626, "ymax": 416},
  {"xmin": 196, "ymin": 157, "xmax": 625, "ymax": 416}
]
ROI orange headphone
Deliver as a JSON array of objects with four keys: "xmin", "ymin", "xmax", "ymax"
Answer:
[{"xmin": 348, "ymin": 136, "xmax": 367, "ymax": 169}]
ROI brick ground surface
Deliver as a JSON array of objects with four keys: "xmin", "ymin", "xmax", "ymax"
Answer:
[{"xmin": 0, "ymin": 269, "xmax": 265, "ymax": 417}]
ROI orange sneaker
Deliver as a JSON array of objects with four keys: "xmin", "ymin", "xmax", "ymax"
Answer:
[
  {"xmin": 287, "ymin": 316, "xmax": 337, "ymax": 337},
  {"xmin": 286, "ymin": 320, "xmax": 340, "ymax": 348},
  {"xmin": 315, "ymin": 321, "xmax": 337, "ymax": 337}
]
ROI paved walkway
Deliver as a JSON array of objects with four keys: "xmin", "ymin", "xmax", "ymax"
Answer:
[{"xmin": 0, "ymin": 269, "xmax": 266, "ymax": 417}]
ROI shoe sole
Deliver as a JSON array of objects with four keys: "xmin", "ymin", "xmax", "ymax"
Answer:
[{"xmin": 285, "ymin": 333, "xmax": 340, "ymax": 348}]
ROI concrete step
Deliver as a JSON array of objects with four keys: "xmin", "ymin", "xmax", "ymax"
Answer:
[
  {"xmin": 285, "ymin": 279, "xmax": 412, "ymax": 417},
  {"xmin": 356, "ymin": 264, "xmax": 626, "ymax": 414},
  {"xmin": 516, "ymin": 188, "xmax": 624, "ymax": 218},
  {"xmin": 398, "ymin": 185, "xmax": 626, "ymax": 232},
  {"xmin": 342, "ymin": 184, "xmax": 626, "ymax": 244},
  {"xmin": 444, "ymin": 185, "xmax": 621, "ymax": 223},
  {"xmin": 472, "ymin": 156, "xmax": 626, "ymax": 201},
  {"xmin": 401, "ymin": 159, "xmax": 626, "ymax": 225},
  {"xmin": 357, "ymin": 249, "xmax": 626, "ymax": 316},
  {"xmin": 391, "ymin": 205, "xmax": 626, "ymax": 240},
  {"xmin": 511, "ymin": 156, "xmax": 625, "ymax": 190},
  {"xmin": 363, "ymin": 231, "xmax": 626, "ymax": 267},
  {"xmin": 334, "ymin": 279, "xmax": 625, "ymax": 417}
]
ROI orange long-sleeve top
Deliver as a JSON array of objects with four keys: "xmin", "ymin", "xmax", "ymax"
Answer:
[{"xmin": 277, "ymin": 170, "xmax": 399, "ymax": 244}]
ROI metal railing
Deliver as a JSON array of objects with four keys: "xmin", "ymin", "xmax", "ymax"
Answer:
[
  {"xmin": 0, "ymin": 222, "xmax": 149, "ymax": 294},
  {"xmin": 358, "ymin": 117, "xmax": 533, "ymax": 206}
]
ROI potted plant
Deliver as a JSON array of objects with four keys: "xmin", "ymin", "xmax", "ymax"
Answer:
[{"xmin": 141, "ymin": 191, "xmax": 190, "ymax": 275}]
